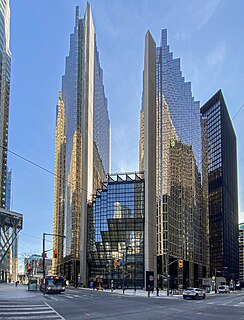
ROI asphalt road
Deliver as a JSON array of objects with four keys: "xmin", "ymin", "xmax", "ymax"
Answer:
[{"xmin": 0, "ymin": 283, "xmax": 244, "ymax": 320}]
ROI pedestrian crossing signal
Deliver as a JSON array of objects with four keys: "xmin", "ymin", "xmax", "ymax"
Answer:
[
  {"xmin": 114, "ymin": 259, "xmax": 118, "ymax": 267},
  {"xmin": 178, "ymin": 259, "xmax": 183, "ymax": 268}
]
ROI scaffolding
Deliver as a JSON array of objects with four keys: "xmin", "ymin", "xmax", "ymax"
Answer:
[{"xmin": 0, "ymin": 207, "xmax": 23, "ymax": 280}]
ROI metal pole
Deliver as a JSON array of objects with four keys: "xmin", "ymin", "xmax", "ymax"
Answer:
[
  {"xmin": 123, "ymin": 251, "xmax": 125, "ymax": 294},
  {"xmin": 167, "ymin": 254, "xmax": 169, "ymax": 296},
  {"xmin": 42, "ymin": 233, "xmax": 46, "ymax": 295},
  {"xmin": 215, "ymin": 268, "xmax": 217, "ymax": 293},
  {"xmin": 167, "ymin": 275, "xmax": 170, "ymax": 296}
]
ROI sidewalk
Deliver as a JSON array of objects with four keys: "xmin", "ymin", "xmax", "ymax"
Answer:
[
  {"xmin": 67, "ymin": 286, "xmax": 183, "ymax": 298},
  {"xmin": 0, "ymin": 282, "xmax": 41, "ymax": 300}
]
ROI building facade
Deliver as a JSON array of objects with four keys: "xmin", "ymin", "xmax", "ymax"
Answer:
[
  {"xmin": 239, "ymin": 223, "xmax": 244, "ymax": 284},
  {"xmin": 52, "ymin": 4, "xmax": 110, "ymax": 286},
  {"xmin": 0, "ymin": 0, "xmax": 11, "ymax": 209},
  {"xmin": 139, "ymin": 29, "xmax": 208, "ymax": 289},
  {"xmin": 201, "ymin": 90, "xmax": 239, "ymax": 281},
  {"xmin": 87, "ymin": 172, "xmax": 145, "ymax": 289}
]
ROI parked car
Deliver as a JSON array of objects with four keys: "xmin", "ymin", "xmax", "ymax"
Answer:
[
  {"xmin": 235, "ymin": 283, "xmax": 241, "ymax": 290},
  {"xmin": 183, "ymin": 288, "xmax": 206, "ymax": 300},
  {"xmin": 218, "ymin": 285, "xmax": 230, "ymax": 293}
]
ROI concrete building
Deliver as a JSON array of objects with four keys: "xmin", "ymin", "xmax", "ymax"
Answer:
[
  {"xmin": 201, "ymin": 90, "xmax": 239, "ymax": 281},
  {"xmin": 52, "ymin": 4, "xmax": 110, "ymax": 286}
]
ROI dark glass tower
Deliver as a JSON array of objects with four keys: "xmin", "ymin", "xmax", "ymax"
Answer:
[{"xmin": 201, "ymin": 90, "xmax": 239, "ymax": 281}]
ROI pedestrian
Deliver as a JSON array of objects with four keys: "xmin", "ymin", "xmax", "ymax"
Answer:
[
  {"xmin": 156, "ymin": 286, "xmax": 159, "ymax": 296},
  {"xmin": 15, "ymin": 281, "xmax": 18, "ymax": 287}
]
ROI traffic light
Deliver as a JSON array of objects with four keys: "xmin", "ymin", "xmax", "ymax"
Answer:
[
  {"xmin": 53, "ymin": 249, "xmax": 58, "ymax": 259},
  {"xmin": 27, "ymin": 265, "xmax": 31, "ymax": 271},
  {"xmin": 178, "ymin": 259, "xmax": 183, "ymax": 268}
]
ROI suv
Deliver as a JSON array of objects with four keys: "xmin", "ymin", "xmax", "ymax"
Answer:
[
  {"xmin": 218, "ymin": 285, "xmax": 230, "ymax": 293},
  {"xmin": 183, "ymin": 288, "xmax": 206, "ymax": 300}
]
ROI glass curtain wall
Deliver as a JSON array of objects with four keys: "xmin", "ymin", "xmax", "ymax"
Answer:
[{"xmin": 87, "ymin": 173, "xmax": 145, "ymax": 289}]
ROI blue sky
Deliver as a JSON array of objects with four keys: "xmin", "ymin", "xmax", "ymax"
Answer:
[{"xmin": 8, "ymin": 0, "xmax": 244, "ymax": 265}]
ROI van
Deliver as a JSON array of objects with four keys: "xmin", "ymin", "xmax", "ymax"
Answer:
[{"xmin": 218, "ymin": 285, "xmax": 230, "ymax": 293}]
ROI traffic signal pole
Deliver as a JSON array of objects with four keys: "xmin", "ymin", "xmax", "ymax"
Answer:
[
  {"xmin": 42, "ymin": 233, "xmax": 46, "ymax": 295},
  {"xmin": 167, "ymin": 258, "xmax": 182, "ymax": 295},
  {"xmin": 42, "ymin": 232, "xmax": 66, "ymax": 295}
]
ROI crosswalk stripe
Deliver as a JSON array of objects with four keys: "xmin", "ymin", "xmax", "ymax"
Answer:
[
  {"xmin": 0, "ymin": 316, "xmax": 62, "ymax": 320},
  {"xmin": 0, "ymin": 304, "xmax": 45, "ymax": 307},
  {"xmin": 0, "ymin": 310, "xmax": 58, "ymax": 315},
  {"xmin": 233, "ymin": 304, "xmax": 244, "ymax": 307},
  {"xmin": 0, "ymin": 302, "xmax": 64, "ymax": 320},
  {"xmin": 207, "ymin": 301, "xmax": 244, "ymax": 308},
  {"xmin": 0, "ymin": 307, "xmax": 50, "ymax": 311}
]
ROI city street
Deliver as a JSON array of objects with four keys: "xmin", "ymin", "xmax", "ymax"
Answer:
[{"xmin": 0, "ymin": 283, "xmax": 244, "ymax": 319}]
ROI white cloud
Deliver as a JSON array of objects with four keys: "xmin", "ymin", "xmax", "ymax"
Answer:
[
  {"xmin": 206, "ymin": 40, "xmax": 227, "ymax": 67},
  {"xmin": 197, "ymin": 0, "xmax": 221, "ymax": 29}
]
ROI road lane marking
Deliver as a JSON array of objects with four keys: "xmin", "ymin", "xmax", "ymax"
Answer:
[
  {"xmin": 63, "ymin": 294, "xmax": 74, "ymax": 299},
  {"xmin": 44, "ymin": 302, "xmax": 65, "ymax": 320},
  {"xmin": 47, "ymin": 296, "xmax": 59, "ymax": 301}
]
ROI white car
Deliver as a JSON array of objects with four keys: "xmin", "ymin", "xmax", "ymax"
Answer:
[
  {"xmin": 218, "ymin": 285, "xmax": 230, "ymax": 293},
  {"xmin": 183, "ymin": 288, "xmax": 206, "ymax": 300}
]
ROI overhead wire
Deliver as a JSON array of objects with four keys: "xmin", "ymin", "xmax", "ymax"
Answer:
[
  {"xmin": 1, "ymin": 145, "xmax": 174, "ymax": 232},
  {"xmin": 232, "ymin": 103, "xmax": 244, "ymax": 121},
  {"xmin": 0, "ymin": 144, "xmax": 93, "ymax": 197}
]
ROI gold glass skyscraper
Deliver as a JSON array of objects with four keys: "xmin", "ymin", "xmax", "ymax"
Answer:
[
  {"xmin": 52, "ymin": 4, "xmax": 110, "ymax": 286},
  {"xmin": 140, "ymin": 29, "xmax": 209, "ymax": 289}
]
